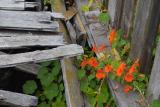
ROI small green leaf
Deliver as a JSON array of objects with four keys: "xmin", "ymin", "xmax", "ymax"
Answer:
[
  {"xmin": 98, "ymin": 12, "xmax": 110, "ymax": 24},
  {"xmin": 51, "ymin": 61, "xmax": 61, "ymax": 77},
  {"xmin": 40, "ymin": 61, "xmax": 52, "ymax": 67},
  {"xmin": 23, "ymin": 80, "xmax": 37, "ymax": 94},
  {"xmin": 80, "ymin": 80, "xmax": 88, "ymax": 93},
  {"xmin": 81, "ymin": 5, "xmax": 89, "ymax": 12},
  {"xmin": 37, "ymin": 102, "xmax": 50, "ymax": 107},
  {"xmin": 38, "ymin": 67, "xmax": 48, "ymax": 79},
  {"xmin": 77, "ymin": 69, "xmax": 86, "ymax": 80},
  {"xmin": 151, "ymin": 100, "xmax": 160, "ymax": 107},
  {"xmin": 88, "ymin": 73, "xmax": 95, "ymax": 81},
  {"xmin": 52, "ymin": 100, "xmax": 66, "ymax": 107},
  {"xmin": 59, "ymin": 83, "xmax": 64, "ymax": 91},
  {"xmin": 40, "ymin": 73, "xmax": 55, "ymax": 87},
  {"xmin": 44, "ymin": 83, "xmax": 59, "ymax": 101}
]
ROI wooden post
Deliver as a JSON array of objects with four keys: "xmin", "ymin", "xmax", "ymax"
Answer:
[{"xmin": 130, "ymin": 0, "xmax": 160, "ymax": 73}]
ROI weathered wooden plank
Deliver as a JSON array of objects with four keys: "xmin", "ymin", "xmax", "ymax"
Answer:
[
  {"xmin": 51, "ymin": 12, "xmax": 65, "ymax": 20},
  {"xmin": 0, "ymin": 51, "xmax": 39, "ymax": 75},
  {"xmin": 147, "ymin": 44, "xmax": 160, "ymax": 103},
  {"xmin": 0, "ymin": 44, "xmax": 83, "ymax": 68},
  {"xmin": 130, "ymin": 0, "xmax": 160, "ymax": 73},
  {"xmin": 61, "ymin": 58, "xmax": 85, "ymax": 107},
  {"xmin": 0, "ymin": 10, "xmax": 59, "ymax": 32},
  {"xmin": 66, "ymin": 21, "xmax": 77, "ymax": 43},
  {"xmin": 108, "ymin": 0, "xmax": 124, "ymax": 28},
  {"xmin": 0, "ymin": 90, "xmax": 38, "ymax": 107},
  {"xmin": 0, "ymin": 0, "xmax": 25, "ymax": 10},
  {"xmin": 0, "ymin": 35, "xmax": 65, "ymax": 49},
  {"xmin": 108, "ymin": 80, "xmax": 141, "ymax": 107}
]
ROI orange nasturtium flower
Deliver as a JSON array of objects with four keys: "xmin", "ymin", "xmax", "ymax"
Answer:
[
  {"xmin": 80, "ymin": 57, "xmax": 88, "ymax": 67},
  {"xmin": 104, "ymin": 64, "xmax": 112, "ymax": 73},
  {"xmin": 116, "ymin": 63, "xmax": 126, "ymax": 76},
  {"xmin": 108, "ymin": 29, "xmax": 116, "ymax": 44},
  {"xmin": 124, "ymin": 73, "xmax": 134, "ymax": 82},
  {"xmin": 98, "ymin": 43, "xmax": 106, "ymax": 52},
  {"xmin": 92, "ymin": 44, "xmax": 98, "ymax": 53},
  {"xmin": 128, "ymin": 59, "xmax": 140, "ymax": 74},
  {"xmin": 123, "ymin": 85, "xmax": 133, "ymax": 93},
  {"xmin": 96, "ymin": 69, "xmax": 105, "ymax": 79},
  {"xmin": 88, "ymin": 57, "xmax": 98, "ymax": 68}
]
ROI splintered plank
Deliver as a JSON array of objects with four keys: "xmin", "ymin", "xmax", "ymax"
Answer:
[
  {"xmin": 108, "ymin": 80, "xmax": 141, "ymax": 107},
  {"xmin": 0, "ymin": 44, "xmax": 83, "ymax": 68},
  {"xmin": 0, "ymin": 90, "xmax": 38, "ymax": 107},
  {"xmin": 61, "ymin": 58, "xmax": 85, "ymax": 107},
  {"xmin": 147, "ymin": 44, "xmax": 160, "ymax": 103},
  {"xmin": 0, "ymin": 10, "xmax": 59, "ymax": 32},
  {"xmin": 0, "ymin": 35, "xmax": 65, "ymax": 49}
]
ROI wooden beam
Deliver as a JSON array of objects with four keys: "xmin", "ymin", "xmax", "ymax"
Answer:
[
  {"xmin": 130, "ymin": 0, "xmax": 160, "ymax": 73},
  {"xmin": 0, "ymin": 35, "xmax": 65, "ymax": 49},
  {"xmin": 0, "ymin": 90, "xmax": 38, "ymax": 107},
  {"xmin": 0, "ymin": 10, "xmax": 59, "ymax": 32},
  {"xmin": 61, "ymin": 58, "xmax": 85, "ymax": 107},
  {"xmin": 147, "ymin": 44, "xmax": 160, "ymax": 103},
  {"xmin": 0, "ymin": 44, "xmax": 83, "ymax": 68}
]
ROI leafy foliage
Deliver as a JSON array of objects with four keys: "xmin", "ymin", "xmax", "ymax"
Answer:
[
  {"xmin": 151, "ymin": 100, "xmax": 160, "ymax": 107},
  {"xmin": 98, "ymin": 12, "xmax": 110, "ymax": 24},
  {"xmin": 23, "ymin": 60, "xmax": 66, "ymax": 107}
]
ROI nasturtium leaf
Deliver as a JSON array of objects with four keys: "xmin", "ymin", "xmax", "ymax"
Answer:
[
  {"xmin": 51, "ymin": 61, "xmax": 61, "ymax": 77},
  {"xmin": 109, "ymin": 73, "xmax": 116, "ymax": 80},
  {"xmin": 98, "ymin": 12, "xmax": 110, "ymax": 24},
  {"xmin": 52, "ymin": 100, "xmax": 66, "ymax": 107},
  {"xmin": 97, "ymin": 102, "xmax": 103, "ymax": 107},
  {"xmin": 59, "ymin": 83, "xmax": 64, "ymax": 91},
  {"xmin": 88, "ymin": 73, "xmax": 95, "ymax": 81},
  {"xmin": 80, "ymin": 80, "xmax": 88, "ymax": 93},
  {"xmin": 81, "ymin": 5, "xmax": 89, "ymax": 12},
  {"xmin": 40, "ymin": 73, "xmax": 55, "ymax": 87},
  {"xmin": 44, "ymin": 83, "xmax": 59, "ymax": 101},
  {"xmin": 23, "ymin": 80, "xmax": 37, "ymax": 94},
  {"xmin": 37, "ymin": 102, "xmax": 50, "ymax": 107},
  {"xmin": 38, "ymin": 67, "xmax": 48, "ymax": 79},
  {"xmin": 40, "ymin": 61, "xmax": 52, "ymax": 67},
  {"xmin": 77, "ymin": 69, "xmax": 86, "ymax": 80},
  {"xmin": 151, "ymin": 100, "xmax": 160, "ymax": 107}
]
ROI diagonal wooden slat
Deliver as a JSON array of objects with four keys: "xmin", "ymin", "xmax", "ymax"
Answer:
[
  {"xmin": 0, "ymin": 90, "xmax": 38, "ymax": 107},
  {"xmin": 0, "ymin": 44, "xmax": 83, "ymax": 68},
  {"xmin": 0, "ymin": 35, "xmax": 65, "ymax": 49}
]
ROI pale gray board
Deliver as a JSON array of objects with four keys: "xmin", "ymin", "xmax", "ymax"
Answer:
[
  {"xmin": 0, "ymin": 90, "xmax": 38, "ymax": 107},
  {"xmin": 66, "ymin": 21, "xmax": 77, "ymax": 44},
  {"xmin": 0, "ymin": 35, "xmax": 65, "ymax": 49},
  {"xmin": 0, "ymin": 0, "xmax": 41, "ymax": 11},
  {"xmin": 61, "ymin": 58, "xmax": 85, "ymax": 107},
  {"xmin": 108, "ymin": 80, "xmax": 141, "ymax": 107},
  {"xmin": 0, "ymin": 44, "xmax": 83, "ymax": 68},
  {"xmin": 147, "ymin": 44, "xmax": 160, "ymax": 103},
  {"xmin": 0, "ymin": 10, "xmax": 59, "ymax": 32},
  {"xmin": 0, "ymin": 51, "xmax": 39, "ymax": 75}
]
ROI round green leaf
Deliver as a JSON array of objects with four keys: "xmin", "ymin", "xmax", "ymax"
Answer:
[
  {"xmin": 38, "ymin": 102, "xmax": 50, "ymax": 107},
  {"xmin": 38, "ymin": 67, "xmax": 48, "ymax": 79},
  {"xmin": 40, "ymin": 73, "xmax": 55, "ymax": 87},
  {"xmin": 23, "ymin": 80, "xmax": 37, "ymax": 94}
]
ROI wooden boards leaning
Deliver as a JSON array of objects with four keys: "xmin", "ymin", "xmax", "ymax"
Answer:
[
  {"xmin": 0, "ymin": 44, "xmax": 83, "ymax": 68},
  {"xmin": 0, "ymin": 90, "xmax": 38, "ymax": 107},
  {"xmin": 0, "ymin": 10, "xmax": 59, "ymax": 32}
]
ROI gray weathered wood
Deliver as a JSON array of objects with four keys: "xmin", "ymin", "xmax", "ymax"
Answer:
[
  {"xmin": 51, "ymin": 12, "xmax": 65, "ymax": 19},
  {"xmin": 108, "ymin": 0, "xmax": 123, "ymax": 28},
  {"xmin": 0, "ymin": 44, "xmax": 83, "ymax": 68},
  {"xmin": 66, "ymin": 21, "xmax": 77, "ymax": 43},
  {"xmin": 0, "ymin": 10, "xmax": 59, "ymax": 32},
  {"xmin": 61, "ymin": 58, "xmax": 85, "ymax": 107},
  {"xmin": 0, "ymin": 0, "xmax": 41, "ymax": 11},
  {"xmin": 147, "ymin": 44, "xmax": 160, "ymax": 103},
  {"xmin": 0, "ymin": 51, "xmax": 39, "ymax": 75},
  {"xmin": 0, "ymin": 90, "xmax": 38, "ymax": 107},
  {"xmin": 0, "ymin": 35, "xmax": 65, "ymax": 49},
  {"xmin": 108, "ymin": 80, "xmax": 141, "ymax": 107},
  {"xmin": 130, "ymin": 0, "xmax": 160, "ymax": 73}
]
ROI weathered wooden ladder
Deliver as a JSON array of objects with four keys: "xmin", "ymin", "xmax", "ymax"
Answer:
[{"xmin": 0, "ymin": 0, "xmax": 83, "ymax": 107}]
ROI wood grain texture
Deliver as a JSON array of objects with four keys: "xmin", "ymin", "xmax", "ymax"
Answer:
[
  {"xmin": 147, "ymin": 44, "xmax": 160, "ymax": 103},
  {"xmin": 0, "ymin": 10, "xmax": 59, "ymax": 32},
  {"xmin": 130, "ymin": 0, "xmax": 160, "ymax": 73},
  {"xmin": 0, "ymin": 90, "xmax": 38, "ymax": 107},
  {"xmin": 0, "ymin": 35, "xmax": 64, "ymax": 49},
  {"xmin": 61, "ymin": 58, "xmax": 85, "ymax": 107},
  {"xmin": 108, "ymin": 80, "xmax": 141, "ymax": 107},
  {"xmin": 0, "ymin": 44, "xmax": 83, "ymax": 68}
]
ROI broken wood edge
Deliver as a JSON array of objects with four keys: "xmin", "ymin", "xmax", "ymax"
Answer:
[{"xmin": 0, "ymin": 90, "xmax": 38, "ymax": 107}]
